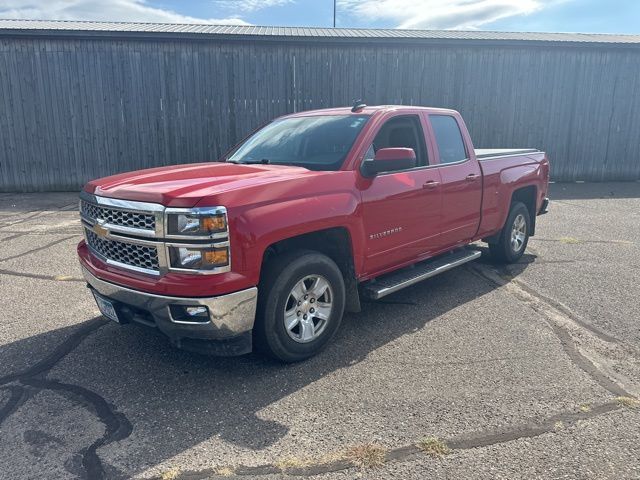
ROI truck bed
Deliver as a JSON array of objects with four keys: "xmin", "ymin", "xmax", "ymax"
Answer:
[
  {"xmin": 475, "ymin": 148, "xmax": 539, "ymax": 160},
  {"xmin": 476, "ymin": 149, "xmax": 548, "ymax": 239}
]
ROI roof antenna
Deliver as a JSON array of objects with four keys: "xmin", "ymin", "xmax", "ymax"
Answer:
[{"xmin": 351, "ymin": 99, "xmax": 366, "ymax": 112}]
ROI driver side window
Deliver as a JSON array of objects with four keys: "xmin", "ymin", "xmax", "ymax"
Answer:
[{"xmin": 364, "ymin": 115, "xmax": 428, "ymax": 166}]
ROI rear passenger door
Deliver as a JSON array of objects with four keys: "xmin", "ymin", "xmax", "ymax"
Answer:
[
  {"xmin": 427, "ymin": 114, "xmax": 482, "ymax": 247},
  {"xmin": 359, "ymin": 114, "xmax": 442, "ymax": 275}
]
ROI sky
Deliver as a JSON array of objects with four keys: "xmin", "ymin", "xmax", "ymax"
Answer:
[{"xmin": 1, "ymin": 0, "xmax": 640, "ymax": 34}]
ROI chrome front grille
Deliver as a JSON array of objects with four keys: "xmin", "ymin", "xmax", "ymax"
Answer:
[
  {"xmin": 85, "ymin": 228, "xmax": 160, "ymax": 272},
  {"xmin": 80, "ymin": 192, "xmax": 230, "ymax": 276},
  {"xmin": 81, "ymin": 200, "xmax": 156, "ymax": 231}
]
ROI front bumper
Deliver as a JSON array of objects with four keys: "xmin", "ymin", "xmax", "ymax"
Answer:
[{"xmin": 82, "ymin": 266, "xmax": 258, "ymax": 356}]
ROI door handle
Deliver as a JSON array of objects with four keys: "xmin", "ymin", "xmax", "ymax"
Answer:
[
  {"xmin": 423, "ymin": 180, "xmax": 440, "ymax": 189},
  {"xmin": 466, "ymin": 173, "xmax": 479, "ymax": 181}
]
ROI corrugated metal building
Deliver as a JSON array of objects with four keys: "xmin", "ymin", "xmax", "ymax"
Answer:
[{"xmin": 1, "ymin": 19, "xmax": 640, "ymax": 191}]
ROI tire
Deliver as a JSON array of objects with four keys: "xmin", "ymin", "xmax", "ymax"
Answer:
[
  {"xmin": 489, "ymin": 201, "xmax": 531, "ymax": 263},
  {"xmin": 254, "ymin": 250, "xmax": 346, "ymax": 362}
]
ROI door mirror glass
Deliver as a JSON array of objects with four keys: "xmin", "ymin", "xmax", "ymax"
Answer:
[{"xmin": 361, "ymin": 147, "xmax": 417, "ymax": 177}]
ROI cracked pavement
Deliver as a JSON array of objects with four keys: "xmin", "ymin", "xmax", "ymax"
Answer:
[{"xmin": 0, "ymin": 183, "xmax": 639, "ymax": 479}]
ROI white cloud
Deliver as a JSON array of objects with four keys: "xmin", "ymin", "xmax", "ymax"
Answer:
[
  {"xmin": 214, "ymin": 0, "xmax": 294, "ymax": 13},
  {"xmin": 0, "ymin": 0, "xmax": 250, "ymax": 25},
  {"xmin": 338, "ymin": 0, "xmax": 550, "ymax": 30}
]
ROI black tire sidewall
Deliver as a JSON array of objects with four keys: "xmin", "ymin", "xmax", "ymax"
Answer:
[
  {"xmin": 501, "ymin": 202, "xmax": 530, "ymax": 262},
  {"xmin": 257, "ymin": 251, "xmax": 345, "ymax": 362}
]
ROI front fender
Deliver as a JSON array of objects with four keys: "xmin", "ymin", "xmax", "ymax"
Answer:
[{"xmin": 233, "ymin": 191, "xmax": 364, "ymax": 283}]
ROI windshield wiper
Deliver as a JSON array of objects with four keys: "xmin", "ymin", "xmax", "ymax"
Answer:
[
  {"xmin": 238, "ymin": 158, "xmax": 271, "ymax": 165},
  {"xmin": 228, "ymin": 158, "xmax": 301, "ymax": 167}
]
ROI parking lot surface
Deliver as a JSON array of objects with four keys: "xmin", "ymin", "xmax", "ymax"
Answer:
[{"xmin": 0, "ymin": 183, "xmax": 639, "ymax": 479}]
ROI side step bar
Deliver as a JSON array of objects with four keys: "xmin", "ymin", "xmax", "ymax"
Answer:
[{"xmin": 360, "ymin": 248, "xmax": 482, "ymax": 300}]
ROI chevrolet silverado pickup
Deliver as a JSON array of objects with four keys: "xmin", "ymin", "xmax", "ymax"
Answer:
[{"xmin": 79, "ymin": 104, "xmax": 550, "ymax": 362}]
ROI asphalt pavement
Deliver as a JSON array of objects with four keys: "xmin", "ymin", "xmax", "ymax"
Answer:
[{"xmin": 0, "ymin": 183, "xmax": 639, "ymax": 479}]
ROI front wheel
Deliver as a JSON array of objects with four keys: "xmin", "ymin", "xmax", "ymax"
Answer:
[
  {"xmin": 255, "ymin": 250, "xmax": 345, "ymax": 362},
  {"xmin": 489, "ymin": 201, "xmax": 531, "ymax": 263}
]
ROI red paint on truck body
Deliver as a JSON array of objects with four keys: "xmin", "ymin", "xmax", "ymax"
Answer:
[{"xmin": 79, "ymin": 106, "xmax": 549, "ymax": 296}]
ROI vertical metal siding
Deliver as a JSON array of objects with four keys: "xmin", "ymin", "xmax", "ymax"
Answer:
[{"xmin": 1, "ymin": 36, "xmax": 639, "ymax": 191}]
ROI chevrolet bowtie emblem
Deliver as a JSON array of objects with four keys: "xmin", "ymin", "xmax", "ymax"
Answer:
[{"xmin": 92, "ymin": 223, "xmax": 108, "ymax": 238}]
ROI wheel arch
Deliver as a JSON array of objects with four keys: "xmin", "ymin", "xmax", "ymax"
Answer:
[
  {"xmin": 510, "ymin": 185, "xmax": 538, "ymax": 236},
  {"xmin": 484, "ymin": 184, "xmax": 538, "ymax": 244},
  {"xmin": 260, "ymin": 227, "xmax": 361, "ymax": 313}
]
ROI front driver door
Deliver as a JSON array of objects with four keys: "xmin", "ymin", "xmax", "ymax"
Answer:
[{"xmin": 359, "ymin": 114, "xmax": 443, "ymax": 276}]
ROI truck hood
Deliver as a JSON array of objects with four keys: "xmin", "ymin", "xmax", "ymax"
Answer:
[{"xmin": 85, "ymin": 162, "xmax": 326, "ymax": 207}]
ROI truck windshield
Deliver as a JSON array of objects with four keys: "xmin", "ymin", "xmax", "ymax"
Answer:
[{"xmin": 226, "ymin": 115, "xmax": 370, "ymax": 170}]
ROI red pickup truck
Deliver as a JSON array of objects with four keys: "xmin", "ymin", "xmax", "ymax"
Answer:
[{"xmin": 79, "ymin": 105, "xmax": 549, "ymax": 361}]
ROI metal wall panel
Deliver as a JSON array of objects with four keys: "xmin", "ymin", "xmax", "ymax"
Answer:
[{"xmin": 1, "ymin": 36, "xmax": 639, "ymax": 191}]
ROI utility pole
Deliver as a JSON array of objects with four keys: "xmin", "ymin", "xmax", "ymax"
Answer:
[{"xmin": 333, "ymin": 0, "xmax": 336, "ymax": 27}]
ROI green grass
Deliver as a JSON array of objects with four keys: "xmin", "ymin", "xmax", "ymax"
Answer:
[
  {"xmin": 215, "ymin": 466, "xmax": 235, "ymax": 476},
  {"xmin": 417, "ymin": 437, "xmax": 451, "ymax": 457},
  {"xmin": 160, "ymin": 468, "xmax": 180, "ymax": 480},
  {"xmin": 616, "ymin": 396, "xmax": 640, "ymax": 408},
  {"xmin": 345, "ymin": 443, "xmax": 387, "ymax": 469}
]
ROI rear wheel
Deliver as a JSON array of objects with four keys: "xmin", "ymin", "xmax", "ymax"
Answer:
[
  {"xmin": 255, "ymin": 250, "xmax": 345, "ymax": 362},
  {"xmin": 489, "ymin": 201, "xmax": 530, "ymax": 263}
]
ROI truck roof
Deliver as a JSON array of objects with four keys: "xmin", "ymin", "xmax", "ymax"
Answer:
[{"xmin": 281, "ymin": 105, "xmax": 459, "ymax": 118}]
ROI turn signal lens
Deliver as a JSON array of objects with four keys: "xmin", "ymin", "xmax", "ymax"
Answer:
[
  {"xmin": 204, "ymin": 248, "xmax": 228, "ymax": 265},
  {"xmin": 202, "ymin": 215, "xmax": 226, "ymax": 232}
]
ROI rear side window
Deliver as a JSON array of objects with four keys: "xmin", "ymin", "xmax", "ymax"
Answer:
[{"xmin": 430, "ymin": 115, "xmax": 467, "ymax": 164}]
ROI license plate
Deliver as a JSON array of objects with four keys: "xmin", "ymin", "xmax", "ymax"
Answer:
[{"xmin": 92, "ymin": 291, "xmax": 120, "ymax": 323}]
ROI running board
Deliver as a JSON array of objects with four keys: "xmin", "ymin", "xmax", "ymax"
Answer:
[{"xmin": 361, "ymin": 249, "xmax": 482, "ymax": 300}]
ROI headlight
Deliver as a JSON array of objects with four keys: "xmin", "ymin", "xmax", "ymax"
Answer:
[
  {"xmin": 166, "ymin": 211, "xmax": 227, "ymax": 236},
  {"xmin": 169, "ymin": 246, "xmax": 229, "ymax": 270},
  {"xmin": 165, "ymin": 207, "xmax": 230, "ymax": 273}
]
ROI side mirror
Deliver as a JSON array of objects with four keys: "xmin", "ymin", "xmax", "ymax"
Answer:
[{"xmin": 361, "ymin": 148, "xmax": 417, "ymax": 177}]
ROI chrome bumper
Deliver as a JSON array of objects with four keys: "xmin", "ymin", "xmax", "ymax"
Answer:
[{"xmin": 82, "ymin": 267, "xmax": 258, "ymax": 351}]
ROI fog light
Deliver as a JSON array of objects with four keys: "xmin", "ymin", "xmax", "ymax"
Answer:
[
  {"xmin": 185, "ymin": 306, "xmax": 208, "ymax": 317},
  {"xmin": 169, "ymin": 304, "xmax": 210, "ymax": 323}
]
